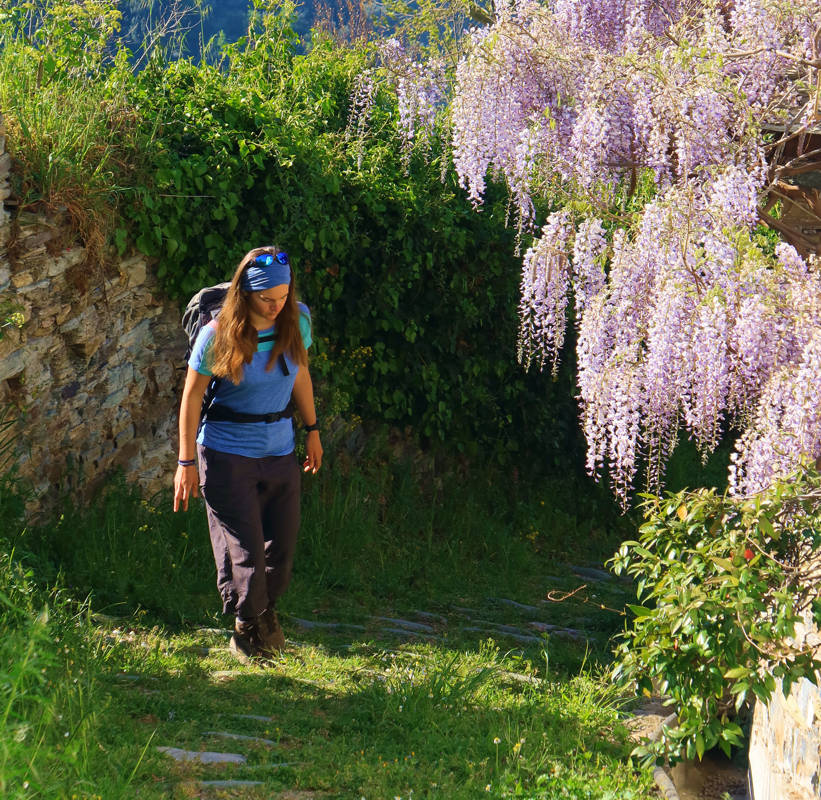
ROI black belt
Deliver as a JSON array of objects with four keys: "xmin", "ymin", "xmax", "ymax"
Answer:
[{"xmin": 203, "ymin": 402, "xmax": 293, "ymax": 424}]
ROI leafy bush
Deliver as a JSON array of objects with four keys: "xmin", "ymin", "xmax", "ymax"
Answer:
[
  {"xmin": 117, "ymin": 17, "xmax": 579, "ymax": 462},
  {"xmin": 609, "ymin": 465, "xmax": 821, "ymax": 764}
]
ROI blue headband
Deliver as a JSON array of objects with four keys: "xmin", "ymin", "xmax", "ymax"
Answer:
[{"xmin": 241, "ymin": 252, "xmax": 291, "ymax": 291}]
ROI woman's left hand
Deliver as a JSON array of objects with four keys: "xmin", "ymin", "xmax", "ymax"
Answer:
[{"xmin": 303, "ymin": 430, "xmax": 323, "ymax": 474}]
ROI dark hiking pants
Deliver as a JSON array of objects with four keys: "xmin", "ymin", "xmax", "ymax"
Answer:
[{"xmin": 198, "ymin": 445, "xmax": 301, "ymax": 621}]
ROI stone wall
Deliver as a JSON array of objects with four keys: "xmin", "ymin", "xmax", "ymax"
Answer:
[
  {"xmin": 748, "ymin": 612, "xmax": 821, "ymax": 800},
  {"xmin": 0, "ymin": 113, "xmax": 184, "ymax": 510},
  {"xmin": 0, "ymin": 115, "xmax": 10, "ymax": 228}
]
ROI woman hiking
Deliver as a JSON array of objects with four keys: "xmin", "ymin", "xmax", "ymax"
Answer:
[{"xmin": 173, "ymin": 245, "xmax": 322, "ymax": 662}]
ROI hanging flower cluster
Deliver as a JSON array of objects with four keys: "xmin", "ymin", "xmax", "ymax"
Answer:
[
  {"xmin": 348, "ymin": 38, "xmax": 447, "ymax": 162},
  {"xmin": 354, "ymin": 0, "xmax": 821, "ymax": 502},
  {"xmin": 528, "ymin": 168, "xmax": 821, "ymax": 506}
]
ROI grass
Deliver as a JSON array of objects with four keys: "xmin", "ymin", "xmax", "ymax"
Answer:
[
  {"xmin": 0, "ymin": 433, "xmax": 656, "ymax": 799},
  {"xmin": 84, "ymin": 632, "xmax": 654, "ymax": 800},
  {"xmin": 0, "ymin": 9, "xmax": 148, "ymax": 269}
]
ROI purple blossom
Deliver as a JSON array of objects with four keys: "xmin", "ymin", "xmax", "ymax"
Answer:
[
  {"xmin": 355, "ymin": 0, "xmax": 821, "ymax": 503},
  {"xmin": 518, "ymin": 210, "xmax": 573, "ymax": 373},
  {"xmin": 571, "ymin": 218, "xmax": 607, "ymax": 318}
]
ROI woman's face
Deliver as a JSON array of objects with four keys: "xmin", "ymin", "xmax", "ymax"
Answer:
[{"xmin": 247, "ymin": 284, "xmax": 290, "ymax": 328}]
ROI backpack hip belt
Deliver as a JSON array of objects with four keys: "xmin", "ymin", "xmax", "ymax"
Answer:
[{"xmin": 203, "ymin": 401, "xmax": 294, "ymax": 424}]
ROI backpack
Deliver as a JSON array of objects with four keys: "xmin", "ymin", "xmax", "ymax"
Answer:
[
  {"xmin": 182, "ymin": 283, "xmax": 307, "ymax": 424},
  {"xmin": 182, "ymin": 282, "xmax": 233, "ymax": 363},
  {"xmin": 182, "ymin": 282, "xmax": 232, "ymax": 423}
]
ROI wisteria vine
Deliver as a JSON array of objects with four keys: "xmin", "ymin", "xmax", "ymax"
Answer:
[{"xmin": 353, "ymin": 0, "xmax": 821, "ymax": 504}]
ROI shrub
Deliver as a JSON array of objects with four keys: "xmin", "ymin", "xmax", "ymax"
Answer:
[{"xmin": 609, "ymin": 464, "xmax": 821, "ymax": 764}]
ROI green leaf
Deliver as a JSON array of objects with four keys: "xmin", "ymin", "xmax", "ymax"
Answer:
[
  {"xmin": 114, "ymin": 227, "xmax": 128, "ymax": 256},
  {"xmin": 135, "ymin": 232, "xmax": 158, "ymax": 257},
  {"xmin": 710, "ymin": 556, "xmax": 735, "ymax": 573},
  {"xmin": 758, "ymin": 515, "xmax": 777, "ymax": 539},
  {"xmin": 723, "ymin": 666, "xmax": 750, "ymax": 679}
]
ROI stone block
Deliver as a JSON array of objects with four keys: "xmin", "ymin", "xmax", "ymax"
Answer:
[
  {"xmin": 120, "ymin": 257, "xmax": 147, "ymax": 288},
  {"xmin": 16, "ymin": 242, "xmax": 48, "ymax": 266},
  {"xmin": 114, "ymin": 439, "xmax": 140, "ymax": 466},
  {"xmin": 0, "ymin": 152, "xmax": 10, "ymax": 178},
  {"xmin": 0, "ymin": 349, "xmax": 27, "ymax": 382},
  {"xmin": 120, "ymin": 318, "xmax": 151, "ymax": 351},
  {"xmin": 11, "ymin": 271, "xmax": 35, "ymax": 289},
  {"xmin": 132, "ymin": 372, "xmax": 148, "ymax": 399},
  {"xmin": 3, "ymin": 208, "xmax": 182, "ymax": 516},
  {"xmin": 748, "ymin": 610, "xmax": 821, "ymax": 800},
  {"xmin": 61, "ymin": 308, "xmax": 109, "ymax": 361},
  {"xmin": 16, "ymin": 280, "xmax": 51, "ymax": 301},
  {"xmin": 107, "ymin": 363, "xmax": 134, "ymax": 394},
  {"xmin": 102, "ymin": 385, "xmax": 129, "ymax": 410},
  {"xmin": 46, "ymin": 255, "xmax": 74, "ymax": 278},
  {"xmin": 55, "ymin": 304, "xmax": 73, "ymax": 325}
]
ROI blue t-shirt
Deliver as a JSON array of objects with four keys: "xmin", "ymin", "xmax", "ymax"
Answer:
[{"xmin": 189, "ymin": 304, "xmax": 312, "ymax": 458}]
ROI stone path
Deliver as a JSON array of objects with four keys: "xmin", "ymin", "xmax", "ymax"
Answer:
[
  {"xmin": 156, "ymin": 712, "xmax": 298, "ymax": 792},
  {"xmin": 151, "ymin": 564, "xmax": 624, "ymax": 793},
  {"xmin": 279, "ymin": 566, "xmax": 622, "ymax": 649}
]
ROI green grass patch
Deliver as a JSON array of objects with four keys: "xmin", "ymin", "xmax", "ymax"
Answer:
[
  {"xmin": 0, "ymin": 435, "xmax": 654, "ymax": 798},
  {"xmin": 87, "ymin": 631, "xmax": 654, "ymax": 799}
]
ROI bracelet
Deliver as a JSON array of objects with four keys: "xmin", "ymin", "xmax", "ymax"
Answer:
[
  {"xmin": 304, "ymin": 421, "xmax": 319, "ymax": 433},
  {"xmin": 178, "ymin": 458, "xmax": 196, "ymax": 467}
]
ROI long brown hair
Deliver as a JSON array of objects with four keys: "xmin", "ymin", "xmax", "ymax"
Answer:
[{"xmin": 210, "ymin": 246, "xmax": 308, "ymax": 385}]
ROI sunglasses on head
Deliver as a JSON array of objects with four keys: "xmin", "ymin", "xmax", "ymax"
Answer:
[{"xmin": 254, "ymin": 251, "xmax": 289, "ymax": 266}]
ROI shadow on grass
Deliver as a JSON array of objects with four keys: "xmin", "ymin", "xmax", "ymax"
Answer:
[{"xmin": 105, "ymin": 632, "xmax": 648, "ymax": 800}]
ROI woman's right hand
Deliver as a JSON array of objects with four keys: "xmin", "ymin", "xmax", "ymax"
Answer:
[
  {"xmin": 174, "ymin": 368, "xmax": 211, "ymax": 512},
  {"xmin": 174, "ymin": 464, "xmax": 199, "ymax": 512}
]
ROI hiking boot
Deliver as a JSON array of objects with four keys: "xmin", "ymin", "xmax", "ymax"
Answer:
[
  {"xmin": 229, "ymin": 617, "xmax": 268, "ymax": 664},
  {"xmin": 259, "ymin": 606, "xmax": 286, "ymax": 654}
]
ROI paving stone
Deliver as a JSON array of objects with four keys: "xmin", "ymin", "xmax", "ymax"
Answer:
[
  {"xmin": 372, "ymin": 616, "xmax": 436, "ymax": 633},
  {"xmin": 204, "ymin": 731, "xmax": 277, "ymax": 746},
  {"xmin": 232, "ymin": 714, "xmax": 276, "ymax": 723},
  {"xmin": 288, "ymin": 617, "xmax": 366, "ymax": 632},
  {"xmin": 412, "ymin": 610, "xmax": 449, "ymax": 624},
  {"xmin": 177, "ymin": 646, "xmax": 211, "ymax": 656},
  {"xmin": 451, "ymin": 605, "xmax": 482, "ymax": 616},
  {"xmin": 499, "ymin": 671, "xmax": 543, "ymax": 687},
  {"xmin": 197, "ymin": 627, "xmax": 232, "ymax": 637},
  {"xmin": 487, "ymin": 597, "xmax": 544, "ymax": 615},
  {"xmin": 461, "ymin": 626, "xmax": 544, "ymax": 645},
  {"xmin": 569, "ymin": 565, "xmax": 618, "ymax": 582},
  {"xmin": 528, "ymin": 621, "xmax": 586, "ymax": 638},
  {"xmin": 156, "ymin": 746, "xmax": 246, "ymax": 764},
  {"xmin": 486, "ymin": 622, "xmax": 538, "ymax": 637}
]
